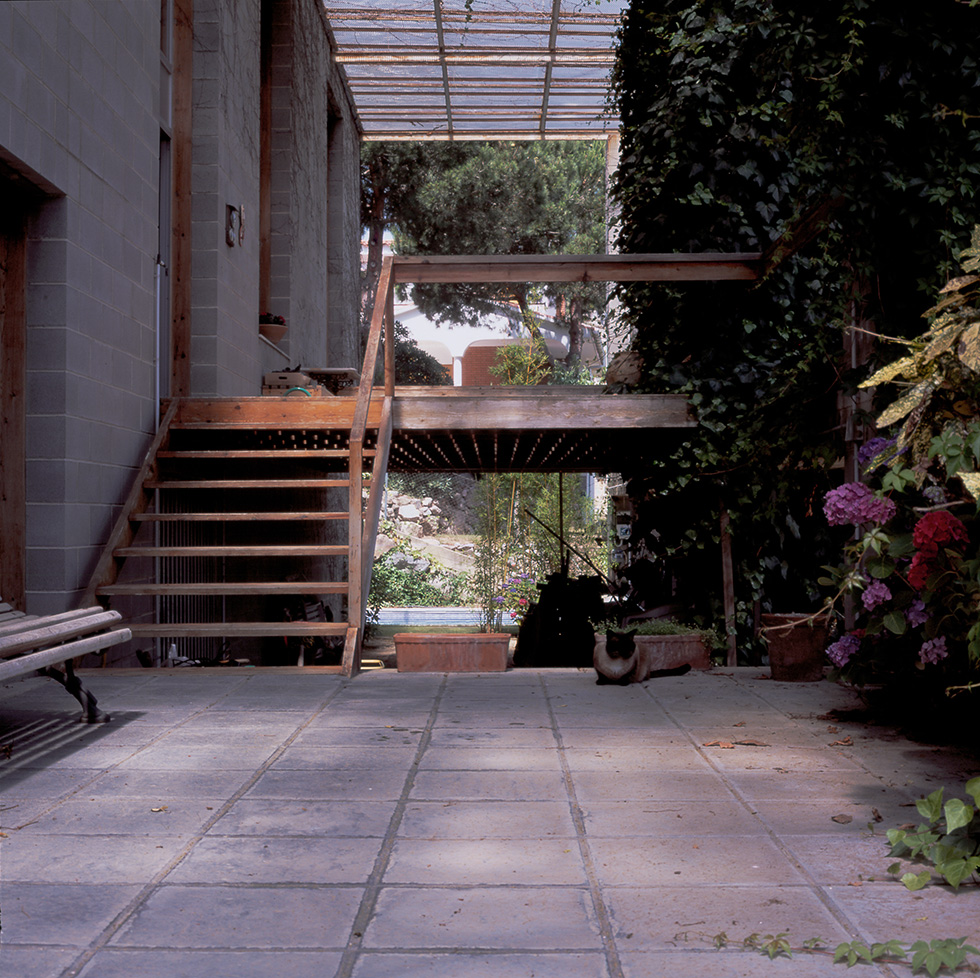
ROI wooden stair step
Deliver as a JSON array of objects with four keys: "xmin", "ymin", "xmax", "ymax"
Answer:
[
  {"xmin": 132, "ymin": 512, "xmax": 348, "ymax": 522},
  {"xmin": 113, "ymin": 545, "xmax": 349, "ymax": 558},
  {"xmin": 144, "ymin": 479, "xmax": 355, "ymax": 489},
  {"xmin": 157, "ymin": 449, "xmax": 375, "ymax": 459},
  {"xmin": 128, "ymin": 622, "xmax": 350, "ymax": 637},
  {"xmin": 98, "ymin": 582, "xmax": 348, "ymax": 596}
]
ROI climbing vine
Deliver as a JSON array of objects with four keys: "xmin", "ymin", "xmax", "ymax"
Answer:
[{"xmin": 610, "ymin": 1, "xmax": 980, "ymax": 655}]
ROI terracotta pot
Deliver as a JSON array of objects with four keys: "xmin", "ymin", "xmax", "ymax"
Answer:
[
  {"xmin": 760, "ymin": 613, "xmax": 829, "ymax": 682},
  {"xmin": 259, "ymin": 322, "xmax": 287, "ymax": 344},
  {"xmin": 394, "ymin": 633, "xmax": 510, "ymax": 672}
]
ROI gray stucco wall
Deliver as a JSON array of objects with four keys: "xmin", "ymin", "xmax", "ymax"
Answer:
[
  {"xmin": 0, "ymin": 1, "xmax": 160, "ymax": 615},
  {"xmin": 0, "ymin": 0, "xmax": 362, "ymax": 624}
]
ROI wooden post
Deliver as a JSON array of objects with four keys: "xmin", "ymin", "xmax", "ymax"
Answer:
[
  {"xmin": 720, "ymin": 504, "xmax": 737, "ymax": 666},
  {"xmin": 0, "ymin": 201, "xmax": 27, "ymax": 609}
]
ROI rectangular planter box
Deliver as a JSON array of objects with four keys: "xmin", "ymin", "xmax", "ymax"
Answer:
[
  {"xmin": 394, "ymin": 633, "xmax": 510, "ymax": 672},
  {"xmin": 593, "ymin": 633, "xmax": 711, "ymax": 672}
]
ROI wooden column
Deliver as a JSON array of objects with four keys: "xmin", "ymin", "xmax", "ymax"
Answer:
[
  {"xmin": 0, "ymin": 201, "xmax": 27, "ymax": 608},
  {"xmin": 170, "ymin": 0, "xmax": 193, "ymax": 396},
  {"xmin": 720, "ymin": 504, "xmax": 737, "ymax": 666}
]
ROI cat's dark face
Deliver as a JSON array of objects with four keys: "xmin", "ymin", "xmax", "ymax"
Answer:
[{"xmin": 605, "ymin": 629, "xmax": 637, "ymax": 660}]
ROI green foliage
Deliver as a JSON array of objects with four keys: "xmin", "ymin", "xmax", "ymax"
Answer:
[
  {"xmin": 886, "ymin": 780, "xmax": 980, "ymax": 890},
  {"xmin": 488, "ymin": 336, "xmax": 551, "ymax": 386},
  {"xmin": 610, "ymin": 1, "xmax": 980, "ymax": 658},
  {"xmin": 384, "ymin": 140, "xmax": 607, "ymax": 364},
  {"xmin": 377, "ymin": 321, "xmax": 452, "ymax": 386},
  {"xmin": 860, "ymin": 226, "xmax": 980, "ymax": 493},
  {"xmin": 368, "ymin": 540, "xmax": 472, "ymax": 619}
]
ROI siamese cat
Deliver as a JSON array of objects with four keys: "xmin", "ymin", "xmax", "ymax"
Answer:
[{"xmin": 594, "ymin": 629, "xmax": 692, "ymax": 685}]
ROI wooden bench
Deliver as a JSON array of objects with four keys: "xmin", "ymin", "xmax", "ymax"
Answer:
[{"xmin": 0, "ymin": 601, "xmax": 131, "ymax": 723}]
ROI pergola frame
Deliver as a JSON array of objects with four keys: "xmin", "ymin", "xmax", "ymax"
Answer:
[{"xmin": 323, "ymin": 0, "xmax": 626, "ymax": 141}]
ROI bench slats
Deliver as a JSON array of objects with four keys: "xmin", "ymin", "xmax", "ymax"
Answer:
[
  {"xmin": 0, "ymin": 610, "xmax": 124, "ymax": 657},
  {"xmin": 0, "ymin": 628, "xmax": 132, "ymax": 683}
]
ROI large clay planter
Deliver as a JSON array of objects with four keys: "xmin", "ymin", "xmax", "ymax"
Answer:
[
  {"xmin": 593, "ymin": 633, "xmax": 711, "ymax": 672},
  {"xmin": 761, "ymin": 614, "xmax": 829, "ymax": 682},
  {"xmin": 394, "ymin": 633, "xmax": 510, "ymax": 672}
]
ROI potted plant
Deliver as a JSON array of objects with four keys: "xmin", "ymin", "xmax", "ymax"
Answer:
[
  {"xmin": 760, "ymin": 612, "xmax": 830, "ymax": 682},
  {"xmin": 259, "ymin": 312, "xmax": 287, "ymax": 344}
]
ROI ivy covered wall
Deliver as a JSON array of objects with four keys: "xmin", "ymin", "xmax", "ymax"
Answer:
[{"xmin": 610, "ymin": 1, "xmax": 980, "ymax": 653}]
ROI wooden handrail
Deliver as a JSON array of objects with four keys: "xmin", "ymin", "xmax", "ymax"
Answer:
[
  {"xmin": 346, "ymin": 257, "xmax": 395, "ymax": 674},
  {"xmin": 80, "ymin": 399, "xmax": 180, "ymax": 608}
]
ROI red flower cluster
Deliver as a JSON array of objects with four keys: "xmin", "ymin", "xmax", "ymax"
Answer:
[{"xmin": 908, "ymin": 510, "xmax": 969, "ymax": 590}]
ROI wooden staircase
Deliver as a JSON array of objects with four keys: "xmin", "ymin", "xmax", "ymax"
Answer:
[{"xmin": 83, "ymin": 395, "xmax": 391, "ymax": 674}]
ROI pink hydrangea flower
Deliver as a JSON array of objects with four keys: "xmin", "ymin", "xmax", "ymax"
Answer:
[{"xmin": 823, "ymin": 483, "xmax": 896, "ymax": 527}]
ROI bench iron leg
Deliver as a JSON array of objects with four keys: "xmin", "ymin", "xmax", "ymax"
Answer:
[{"xmin": 38, "ymin": 661, "xmax": 111, "ymax": 723}]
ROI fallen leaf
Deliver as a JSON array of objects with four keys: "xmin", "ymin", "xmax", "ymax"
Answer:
[
  {"xmin": 831, "ymin": 813, "xmax": 853, "ymax": 824},
  {"xmin": 704, "ymin": 740, "xmax": 735, "ymax": 749},
  {"xmin": 150, "ymin": 806, "xmax": 168, "ymax": 813},
  {"xmin": 830, "ymin": 736, "xmax": 853, "ymax": 746},
  {"xmin": 733, "ymin": 721, "xmax": 746, "ymax": 727},
  {"xmin": 734, "ymin": 739, "xmax": 769, "ymax": 747},
  {"xmin": 827, "ymin": 725, "xmax": 839, "ymax": 733},
  {"xmin": 848, "ymin": 881, "xmax": 863, "ymax": 886},
  {"xmin": 871, "ymin": 808, "xmax": 883, "ymax": 822}
]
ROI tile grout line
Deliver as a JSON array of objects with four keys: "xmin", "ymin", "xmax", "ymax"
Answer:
[
  {"xmin": 333, "ymin": 674, "xmax": 449, "ymax": 978},
  {"xmin": 58, "ymin": 675, "xmax": 353, "ymax": 978},
  {"xmin": 540, "ymin": 673, "xmax": 625, "ymax": 978},
  {"xmin": 641, "ymin": 679, "xmax": 902, "ymax": 977}
]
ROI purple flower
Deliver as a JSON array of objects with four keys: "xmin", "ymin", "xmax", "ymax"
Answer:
[
  {"xmin": 905, "ymin": 599, "xmax": 929, "ymax": 627},
  {"xmin": 826, "ymin": 633, "xmax": 861, "ymax": 667},
  {"xmin": 919, "ymin": 637, "xmax": 948, "ymax": 665},
  {"xmin": 823, "ymin": 483, "xmax": 897, "ymax": 527},
  {"xmin": 861, "ymin": 579, "xmax": 892, "ymax": 611},
  {"xmin": 858, "ymin": 436, "xmax": 896, "ymax": 470}
]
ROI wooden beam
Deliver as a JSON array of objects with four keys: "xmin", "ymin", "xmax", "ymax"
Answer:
[
  {"xmin": 170, "ymin": 397, "xmax": 382, "ymax": 428},
  {"xmin": 391, "ymin": 253, "xmax": 761, "ymax": 285},
  {"xmin": 392, "ymin": 390, "xmax": 695, "ymax": 430}
]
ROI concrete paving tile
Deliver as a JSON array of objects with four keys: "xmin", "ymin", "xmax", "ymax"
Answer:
[
  {"xmin": 246, "ymin": 767, "xmax": 408, "ymax": 800},
  {"xmin": 351, "ymin": 951, "xmax": 611, "ymax": 977},
  {"xmin": 2, "ymin": 743, "xmax": 141, "ymax": 770},
  {"xmin": 110, "ymin": 884, "xmax": 363, "ymax": 949},
  {"xmin": 703, "ymin": 746, "xmax": 863, "ymax": 773},
  {"xmin": 779, "ymin": 834, "xmax": 908, "ymax": 885},
  {"xmin": 210, "ymin": 798, "xmax": 398, "ymax": 837},
  {"xmin": 364, "ymin": 886, "xmax": 601, "ymax": 949},
  {"xmin": 271, "ymin": 746, "xmax": 417, "ymax": 771},
  {"xmin": 399, "ymin": 800, "xmax": 576, "ymax": 839},
  {"xmin": 749, "ymin": 797, "xmax": 918, "ymax": 836},
  {"xmin": 436, "ymin": 714, "xmax": 554, "ymax": 730},
  {"xmin": 13, "ymin": 795, "xmax": 223, "ymax": 835},
  {"xmin": 845, "ymin": 745, "xmax": 977, "ymax": 788},
  {"xmin": 0, "ymin": 882, "xmax": 142, "ymax": 945},
  {"xmin": 590, "ymin": 836, "xmax": 807, "ymax": 886},
  {"xmin": 678, "ymin": 724, "xmax": 840, "ymax": 749},
  {"xmin": 410, "ymin": 770, "xmax": 568, "ymax": 801},
  {"xmin": 310, "ymin": 710, "xmax": 434, "ymax": 728},
  {"xmin": 113, "ymin": 744, "xmax": 280, "ymax": 771},
  {"xmin": 602, "ymin": 884, "xmax": 853, "ymax": 951},
  {"xmin": 563, "ymin": 746, "xmax": 712, "ymax": 772},
  {"xmin": 292, "ymin": 725, "xmax": 424, "ymax": 747},
  {"xmin": 428, "ymin": 726, "xmax": 555, "ymax": 747},
  {"xmin": 555, "ymin": 713, "xmax": 672, "ymax": 730},
  {"xmin": 619, "ymin": 949, "xmax": 888, "ymax": 977},
  {"xmin": 822, "ymin": 882, "xmax": 980, "ymax": 944},
  {"xmin": 0, "ymin": 766, "xmax": 103, "ymax": 798},
  {"xmin": 0, "ymin": 946, "xmax": 80, "ymax": 978},
  {"xmin": 384, "ymin": 839, "xmax": 587, "ymax": 885},
  {"xmin": 581, "ymin": 800, "xmax": 766, "ymax": 838},
  {"xmin": 1, "ymin": 834, "xmax": 182, "ymax": 882},
  {"xmin": 85, "ymin": 769, "xmax": 250, "ymax": 798},
  {"xmin": 725, "ymin": 770, "xmax": 917, "ymax": 804},
  {"xmin": 0, "ymin": 797, "xmax": 64, "ymax": 830},
  {"xmin": 76, "ymin": 948, "xmax": 344, "ymax": 978},
  {"xmin": 418, "ymin": 747, "xmax": 561, "ymax": 771},
  {"xmin": 572, "ymin": 770, "xmax": 729, "ymax": 803},
  {"xmin": 167, "ymin": 836, "xmax": 379, "ymax": 883},
  {"xmin": 557, "ymin": 728, "xmax": 692, "ymax": 748}
]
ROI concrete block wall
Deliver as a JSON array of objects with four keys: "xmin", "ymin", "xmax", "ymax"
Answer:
[
  {"xmin": 0, "ymin": 1, "xmax": 161, "ymax": 615},
  {"xmin": 189, "ymin": 0, "xmax": 264, "ymax": 395}
]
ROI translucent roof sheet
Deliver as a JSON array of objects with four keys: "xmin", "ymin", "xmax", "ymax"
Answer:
[{"xmin": 323, "ymin": 0, "xmax": 626, "ymax": 140}]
